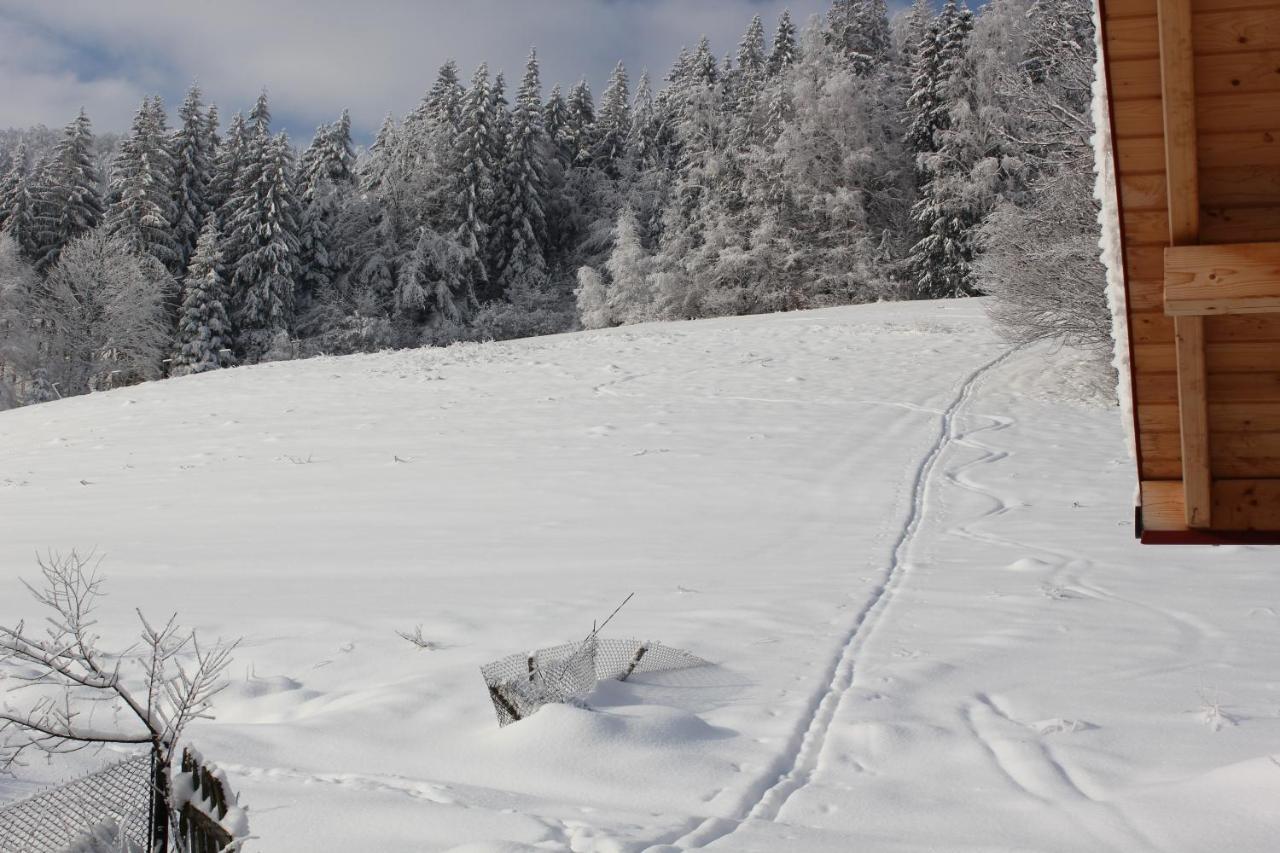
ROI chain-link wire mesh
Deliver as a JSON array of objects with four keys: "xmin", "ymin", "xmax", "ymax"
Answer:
[
  {"xmin": 481, "ymin": 637, "xmax": 709, "ymax": 726},
  {"xmin": 0, "ymin": 752, "xmax": 153, "ymax": 853}
]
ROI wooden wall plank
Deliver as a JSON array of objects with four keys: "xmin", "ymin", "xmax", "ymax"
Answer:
[
  {"xmin": 1117, "ymin": 136, "xmax": 1168, "ymax": 173},
  {"xmin": 1108, "ymin": 17, "xmax": 1161, "ymax": 60},
  {"xmin": 1213, "ymin": 479, "xmax": 1280, "ymax": 528},
  {"xmin": 1109, "ymin": 0, "xmax": 1159, "ymax": 18},
  {"xmin": 1197, "ymin": 92, "xmax": 1280, "ymax": 134},
  {"xmin": 1140, "ymin": 401, "xmax": 1280, "ymax": 431},
  {"xmin": 1193, "ymin": 9, "xmax": 1280, "ymax": 56},
  {"xmin": 1115, "ymin": 98, "xmax": 1166, "ymax": 136},
  {"xmin": 1196, "ymin": 50, "xmax": 1280, "ymax": 95},
  {"xmin": 1129, "ymin": 311, "xmax": 1280, "ymax": 343},
  {"xmin": 1133, "ymin": 340, "xmax": 1280, "ymax": 372},
  {"xmin": 1120, "ymin": 172, "xmax": 1171, "ymax": 209},
  {"xmin": 1136, "ymin": 371, "xmax": 1280, "ymax": 404},
  {"xmin": 1202, "ymin": 205, "xmax": 1280, "ymax": 241},
  {"xmin": 1198, "ymin": 132, "xmax": 1280, "ymax": 169},
  {"xmin": 1200, "ymin": 165, "xmax": 1280, "ymax": 206},
  {"xmin": 1113, "ymin": 52, "xmax": 1280, "ymax": 101}
]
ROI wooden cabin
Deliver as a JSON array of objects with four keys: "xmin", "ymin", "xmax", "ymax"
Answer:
[{"xmin": 1098, "ymin": 0, "xmax": 1280, "ymax": 543}]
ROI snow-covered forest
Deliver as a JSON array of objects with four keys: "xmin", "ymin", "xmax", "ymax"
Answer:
[{"xmin": 0, "ymin": 0, "xmax": 1100, "ymax": 407}]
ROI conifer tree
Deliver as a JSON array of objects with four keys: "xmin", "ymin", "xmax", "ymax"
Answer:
[
  {"xmin": 906, "ymin": 22, "xmax": 945, "ymax": 157},
  {"xmin": 454, "ymin": 64, "xmax": 496, "ymax": 300},
  {"xmin": 107, "ymin": 97, "xmax": 179, "ymax": 271},
  {"xmin": 360, "ymin": 114, "xmax": 399, "ymax": 194},
  {"xmin": 0, "ymin": 144, "xmax": 26, "ymax": 234},
  {"xmin": 544, "ymin": 84, "xmax": 572, "ymax": 167},
  {"xmin": 565, "ymin": 80, "xmax": 597, "ymax": 167},
  {"xmin": 227, "ymin": 132, "xmax": 300, "ymax": 355},
  {"xmin": 828, "ymin": 0, "xmax": 892, "ymax": 76},
  {"xmin": 490, "ymin": 72, "xmax": 512, "ymax": 166},
  {"xmin": 425, "ymin": 61, "xmax": 466, "ymax": 132},
  {"xmin": 209, "ymin": 112, "xmax": 246, "ymax": 220},
  {"xmin": 628, "ymin": 72, "xmax": 661, "ymax": 171},
  {"xmin": 171, "ymin": 84, "xmax": 214, "ymax": 271},
  {"xmin": 394, "ymin": 227, "xmax": 470, "ymax": 325},
  {"xmin": 172, "ymin": 215, "xmax": 235, "ymax": 375},
  {"xmin": 31, "ymin": 111, "xmax": 104, "ymax": 272},
  {"xmin": 736, "ymin": 16, "xmax": 768, "ymax": 87},
  {"xmin": 908, "ymin": 0, "xmax": 982, "ymax": 297},
  {"xmin": 0, "ymin": 144, "xmax": 36, "ymax": 259},
  {"xmin": 250, "ymin": 91, "xmax": 271, "ymax": 135},
  {"xmin": 768, "ymin": 11, "xmax": 799, "ymax": 77},
  {"xmin": 495, "ymin": 49, "xmax": 550, "ymax": 298},
  {"xmin": 594, "ymin": 62, "xmax": 631, "ymax": 176}
]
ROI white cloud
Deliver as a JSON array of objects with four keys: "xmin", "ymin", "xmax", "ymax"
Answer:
[{"xmin": 0, "ymin": 0, "xmax": 836, "ymax": 139}]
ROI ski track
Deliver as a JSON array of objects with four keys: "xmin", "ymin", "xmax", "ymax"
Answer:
[{"xmin": 664, "ymin": 346, "xmax": 1017, "ymax": 850}]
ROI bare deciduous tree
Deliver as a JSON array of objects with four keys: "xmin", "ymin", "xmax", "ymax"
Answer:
[{"xmin": 0, "ymin": 551, "xmax": 238, "ymax": 849}]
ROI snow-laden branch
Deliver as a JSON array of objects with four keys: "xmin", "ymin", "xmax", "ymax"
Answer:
[{"xmin": 0, "ymin": 551, "xmax": 238, "ymax": 773}]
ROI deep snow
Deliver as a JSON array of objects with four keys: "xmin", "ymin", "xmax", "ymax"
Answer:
[{"xmin": 1, "ymin": 300, "xmax": 1277, "ymax": 852}]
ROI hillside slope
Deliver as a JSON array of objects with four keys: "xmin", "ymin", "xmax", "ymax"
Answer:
[{"xmin": 1, "ymin": 300, "xmax": 1276, "ymax": 852}]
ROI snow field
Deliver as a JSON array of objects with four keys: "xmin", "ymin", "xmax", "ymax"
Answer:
[{"xmin": 1, "ymin": 300, "xmax": 1276, "ymax": 851}]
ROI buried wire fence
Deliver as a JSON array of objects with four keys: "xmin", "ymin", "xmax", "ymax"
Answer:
[
  {"xmin": 0, "ymin": 751, "xmax": 153, "ymax": 853},
  {"xmin": 481, "ymin": 637, "xmax": 709, "ymax": 726}
]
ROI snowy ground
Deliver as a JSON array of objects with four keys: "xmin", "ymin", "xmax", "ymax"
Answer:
[{"xmin": 1, "ymin": 299, "xmax": 1277, "ymax": 852}]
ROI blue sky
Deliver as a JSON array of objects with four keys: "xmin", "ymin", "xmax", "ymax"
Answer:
[{"xmin": 0, "ymin": 0, "xmax": 871, "ymax": 146}]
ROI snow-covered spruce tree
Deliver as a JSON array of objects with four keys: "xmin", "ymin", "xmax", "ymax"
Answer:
[
  {"xmin": 908, "ymin": 0, "xmax": 985, "ymax": 298},
  {"xmin": 105, "ymin": 96, "xmax": 179, "ymax": 272},
  {"xmin": 361, "ymin": 113, "xmax": 400, "ymax": 194},
  {"xmin": 0, "ymin": 142, "xmax": 25, "ymax": 233},
  {"xmin": 899, "ymin": 0, "xmax": 937, "ymax": 66},
  {"xmin": 227, "ymin": 132, "xmax": 300, "ymax": 360},
  {"xmin": 209, "ymin": 111, "xmax": 247, "ymax": 222},
  {"xmin": 30, "ymin": 111, "xmax": 104, "ymax": 272},
  {"xmin": 394, "ymin": 227, "xmax": 470, "ymax": 331},
  {"xmin": 650, "ymin": 37, "xmax": 726, "ymax": 319},
  {"xmin": 544, "ymin": 84, "xmax": 572, "ymax": 167},
  {"xmin": 575, "ymin": 265, "xmax": 610, "ymax": 329},
  {"xmin": 828, "ymin": 0, "xmax": 893, "ymax": 76},
  {"xmin": 0, "ymin": 233, "xmax": 38, "ymax": 406},
  {"xmin": 172, "ymin": 215, "xmax": 236, "ymax": 376},
  {"xmin": 905, "ymin": 20, "xmax": 946, "ymax": 159},
  {"xmin": 594, "ymin": 62, "xmax": 632, "ymax": 177},
  {"xmin": 171, "ymin": 84, "xmax": 215, "ymax": 272},
  {"xmin": 454, "ymin": 64, "xmax": 497, "ymax": 302},
  {"xmin": 0, "ymin": 143, "xmax": 39, "ymax": 261},
  {"xmin": 769, "ymin": 10, "xmax": 799, "ymax": 77},
  {"xmin": 540, "ymin": 84, "xmax": 577, "ymax": 263},
  {"xmin": 250, "ymin": 89, "xmax": 271, "ymax": 135},
  {"xmin": 424, "ymin": 60, "xmax": 466, "ymax": 133},
  {"xmin": 296, "ymin": 112, "xmax": 358, "ymax": 305},
  {"xmin": 565, "ymin": 79, "xmax": 597, "ymax": 168},
  {"xmin": 604, "ymin": 204, "xmax": 652, "ymax": 324},
  {"xmin": 34, "ymin": 231, "xmax": 169, "ymax": 395},
  {"xmin": 730, "ymin": 15, "xmax": 768, "ymax": 126},
  {"xmin": 628, "ymin": 72, "xmax": 661, "ymax": 173},
  {"xmin": 494, "ymin": 49, "xmax": 550, "ymax": 300}
]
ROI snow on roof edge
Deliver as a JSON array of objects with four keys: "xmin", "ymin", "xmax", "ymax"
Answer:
[{"xmin": 1092, "ymin": 0, "xmax": 1138, "ymax": 471}]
